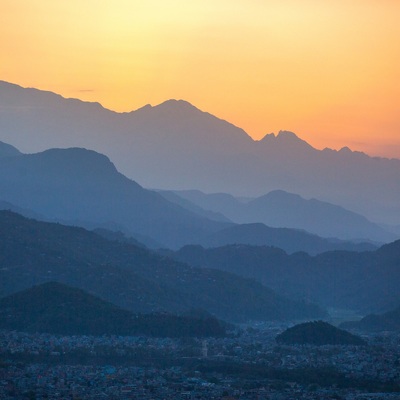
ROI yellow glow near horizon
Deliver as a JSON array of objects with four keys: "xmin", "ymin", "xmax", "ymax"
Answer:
[{"xmin": 1, "ymin": 0, "xmax": 400, "ymax": 157}]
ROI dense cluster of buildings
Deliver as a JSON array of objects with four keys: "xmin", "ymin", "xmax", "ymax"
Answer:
[{"xmin": 1, "ymin": 326, "xmax": 399, "ymax": 399}]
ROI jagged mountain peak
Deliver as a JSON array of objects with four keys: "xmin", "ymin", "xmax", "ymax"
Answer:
[
  {"xmin": 322, "ymin": 146, "xmax": 372, "ymax": 160},
  {"xmin": 259, "ymin": 130, "xmax": 313, "ymax": 150}
]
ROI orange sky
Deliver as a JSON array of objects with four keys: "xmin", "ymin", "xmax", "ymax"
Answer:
[{"xmin": 1, "ymin": 0, "xmax": 400, "ymax": 158}]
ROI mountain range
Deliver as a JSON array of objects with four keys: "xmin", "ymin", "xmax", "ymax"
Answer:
[
  {"xmin": 199, "ymin": 223, "xmax": 376, "ymax": 255},
  {"xmin": 1, "ymin": 80, "xmax": 399, "ymax": 225},
  {"xmin": 0, "ymin": 141, "xmax": 378, "ymax": 253},
  {"xmin": 160, "ymin": 189, "xmax": 394, "ymax": 243},
  {"xmin": 170, "ymin": 240, "xmax": 400, "ymax": 314},
  {"xmin": 1, "ymin": 80, "xmax": 399, "ymax": 326},
  {"xmin": 0, "ymin": 210, "xmax": 324, "ymax": 322}
]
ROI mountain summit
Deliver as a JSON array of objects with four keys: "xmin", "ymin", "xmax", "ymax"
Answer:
[
  {"xmin": 259, "ymin": 130, "xmax": 314, "ymax": 153},
  {"xmin": 261, "ymin": 130, "xmax": 305, "ymax": 142}
]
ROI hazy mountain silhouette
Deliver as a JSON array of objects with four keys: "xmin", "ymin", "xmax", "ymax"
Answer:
[
  {"xmin": 165, "ymin": 189, "xmax": 395, "ymax": 243},
  {"xmin": 0, "ymin": 146, "xmax": 231, "ymax": 249},
  {"xmin": 0, "ymin": 210, "xmax": 324, "ymax": 322},
  {"xmin": 340, "ymin": 305, "xmax": 400, "ymax": 332},
  {"xmin": 172, "ymin": 239, "xmax": 400, "ymax": 314},
  {"xmin": 380, "ymin": 223, "xmax": 400, "ymax": 237},
  {"xmin": 244, "ymin": 190, "xmax": 394, "ymax": 242},
  {"xmin": 0, "ymin": 142, "xmax": 377, "ymax": 254},
  {"xmin": 1, "ymin": 81, "xmax": 399, "ymax": 224},
  {"xmin": 0, "ymin": 200, "xmax": 45, "ymax": 220},
  {"xmin": 201, "ymin": 223, "xmax": 377, "ymax": 255},
  {"xmin": 157, "ymin": 190, "xmax": 231, "ymax": 223},
  {"xmin": 162, "ymin": 189, "xmax": 245, "ymax": 221}
]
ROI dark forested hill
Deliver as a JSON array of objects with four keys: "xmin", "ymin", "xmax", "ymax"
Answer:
[
  {"xmin": 0, "ymin": 282, "xmax": 228, "ymax": 337},
  {"xmin": 0, "ymin": 211, "xmax": 324, "ymax": 322},
  {"xmin": 0, "ymin": 282, "xmax": 226, "ymax": 337},
  {"xmin": 276, "ymin": 321, "xmax": 366, "ymax": 346}
]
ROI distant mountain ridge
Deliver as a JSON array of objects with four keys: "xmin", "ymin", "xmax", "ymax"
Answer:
[
  {"xmin": 163, "ymin": 189, "xmax": 395, "ymax": 243},
  {"xmin": 1, "ymin": 80, "xmax": 399, "ymax": 224},
  {"xmin": 0, "ymin": 142, "xmax": 377, "ymax": 254},
  {"xmin": 157, "ymin": 190, "xmax": 231, "ymax": 223},
  {"xmin": 201, "ymin": 223, "xmax": 377, "ymax": 255},
  {"xmin": 340, "ymin": 305, "xmax": 400, "ymax": 332}
]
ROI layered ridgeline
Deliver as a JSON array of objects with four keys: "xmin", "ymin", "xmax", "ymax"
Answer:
[
  {"xmin": 160, "ymin": 190, "xmax": 395, "ymax": 243},
  {"xmin": 0, "ymin": 210, "xmax": 324, "ymax": 322},
  {"xmin": 0, "ymin": 142, "xmax": 377, "ymax": 253},
  {"xmin": 198, "ymin": 223, "xmax": 376, "ymax": 255},
  {"xmin": 1, "ymin": 81, "xmax": 399, "ymax": 225},
  {"xmin": 170, "ymin": 240, "xmax": 400, "ymax": 314},
  {"xmin": 0, "ymin": 282, "xmax": 228, "ymax": 337}
]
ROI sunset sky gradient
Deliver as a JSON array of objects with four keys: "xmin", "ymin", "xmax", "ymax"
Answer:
[{"xmin": 1, "ymin": 0, "xmax": 400, "ymax": 157}]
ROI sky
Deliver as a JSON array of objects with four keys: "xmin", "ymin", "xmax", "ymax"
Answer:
[{"xmin": 1, "ymin": 0, "xmax": 400, "ymax": 158}]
